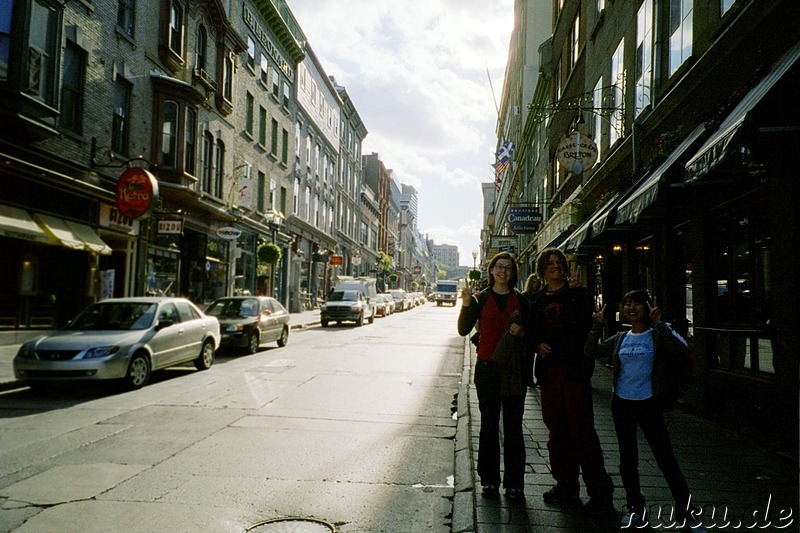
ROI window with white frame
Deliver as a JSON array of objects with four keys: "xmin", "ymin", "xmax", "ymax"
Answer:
[
  {"xmin": 61, "ymin": 40, "xmax": 86, "ymax": 134},
  {"xmin": 668, "ymin": 0, "xmax": 693, "ymax": 76},
  {"xmin": 593, "ymin": 77, "xmax": 603, "ymax": 162},
  {"xmin": 571, "ymin": 14, "xmax": 580, "ymax": 67},
  {"xmin": 169, "ymin": 1, "xmax": 183, "ymax": 57},
  {"xmin": 117, "ymin": 0, "xmax": 135, "ymax": 38},
  {"xmin": 161, "ymin": 100, "xmax": 179, "ymax": 167},
  {"xmin": 609, "ymin": 38, "xmax": 625, "ymax": 147},
  {"xmin": 111, "ymin": 74, "xmax": 131, "ymax": 155},
  {"xmin": 195, "ymin": 25, "xmax": 207, "ymax": 71},
  {"xmin": 246, "ymin": 37, "xmax": 255, "ymax": 70},
  {"xmin": 635, "ymin": 0, "xmax": 654, "ymax": 116}
]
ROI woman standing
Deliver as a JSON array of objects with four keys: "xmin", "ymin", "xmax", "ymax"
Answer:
[
  {"xmin": 526, "ymin": 248, "xmax": 614, "ymax": 515},
  {"xmin": 586, "ymin": 290, "xmax": 706, "ymax": 532},
  {"xmin": 457, "ymin": 252, "xmax": 528, "ymax": 501}
]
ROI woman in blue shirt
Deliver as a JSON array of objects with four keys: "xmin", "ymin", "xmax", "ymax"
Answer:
[{"xmin": 586, "ymin": 290, "xmax": 706, "ymax": 532}]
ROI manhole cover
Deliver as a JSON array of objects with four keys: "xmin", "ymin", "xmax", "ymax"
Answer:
[{"xmin": 245, "ymin": 517, "xmax": 335, "ymax": 533}]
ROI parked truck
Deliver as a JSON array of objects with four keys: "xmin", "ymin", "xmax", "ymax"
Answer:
[{"xmin": 434, "ymin": 280, "xmax": 459, "ymax": 306}]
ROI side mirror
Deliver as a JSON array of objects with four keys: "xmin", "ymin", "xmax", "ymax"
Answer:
[{"xmin": 155, "ymin": 319, "xmax": 174, "ymax": 330}]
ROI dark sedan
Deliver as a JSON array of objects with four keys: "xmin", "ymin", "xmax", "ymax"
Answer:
[{"xmin": 206, "ymin": 296, "xmax": 290, "ymax": 354}]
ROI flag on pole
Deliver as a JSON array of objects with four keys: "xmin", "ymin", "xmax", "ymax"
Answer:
[{"xmin": 494, "ymin": 140, "xmax": 514, "ymax": 183}]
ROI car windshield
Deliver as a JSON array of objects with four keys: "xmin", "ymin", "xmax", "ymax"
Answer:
[
  {"xmin": 327, "ymin": 291, "xmax": 359, "ymax": 302},
  {"xmin": 65, "ymin": 302, "xmax": 157, "ymax": 331},
  {"xmin": 206, "ymin": 298, "xmax": 259, "ymax": 318}
]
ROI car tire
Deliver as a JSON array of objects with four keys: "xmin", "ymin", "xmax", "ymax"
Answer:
[
  {"xmin": 321, "ymin": 319, "xmax": 329, "ymax": 327},
  {"xmin": 246, "ymin": 331, "xmax": 260, "ymax": 354},
  {"xmin": 277, "ymin": 326, "xmax": 289, "ymax": 347},
  {"xmin": 356, "ymin": 313, "xmax": 364, "ymax": 327},
  {"xmin": 125, "ymin": 352, "xmax": 151, "ymax": 390},
  {"xmin": 194, "ymin": 340, "xmax": 214, "ymax": 370},
  {"xmin": 368, "ymin": 310, "xmax": 375, "ymax": 324}
]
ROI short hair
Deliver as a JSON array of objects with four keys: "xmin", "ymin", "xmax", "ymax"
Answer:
[
  {"xmin": 486, "ymin": 251, "xmax": 519, "ymax": 288},
  {"xmin": 535, "ymin": 248, "xmax": 570, "ymax": 283},
  {"xmin": 623, "ymin": 290, "xmax": 653, "ymax": 324}
]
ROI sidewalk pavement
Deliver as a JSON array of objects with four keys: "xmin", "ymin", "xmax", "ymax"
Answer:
[
  {"xmin": 0, "ymin": 309, "xmax": 321, "ymax": 393},
  {"xmin": 453, "ymin": 338, "xmax": 799, "ymax": 532}
]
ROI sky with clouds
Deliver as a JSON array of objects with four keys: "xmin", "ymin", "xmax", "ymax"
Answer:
[{"xmin": 287, "ymin": 0, "xmax": 514, "ymax": 266}]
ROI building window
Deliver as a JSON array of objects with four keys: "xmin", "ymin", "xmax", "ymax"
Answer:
[
  {"xmin": 117, "ymin": 0, "xmax": 135, "ymax": 38},
  {"xmin": 195, "ymin": 25, "xmax": 207, "ymax": 71},
  {"xmin": 282, "ymin": 81, "xmax": 290, "ymax": 108},
  {"xmin": 269, "ymin": 179, "xmax": 276, "ymax": 209},
  {"xmin": 571, "ymin": 14, "xmax": 580, "ymax": 67},
  {"xmin": 185, "ymin": 107, "xmax": 196, "ymax": 175},
  {"xmin": 222, "ymin": 52, "xmax": 233, "ymax": 102},
  {"xmin": 304, "ymin": 186, "xmax": 310, "ymax": 221},
  {"xmin": 257, "ymin": 170, "xmax": 266, "ymax": 212},
  {"xmin": 270, "ymin": 118, "xmax": 278, "ymax": 156},
  {"xmin": 281, "ymin": 128, "xmax": 288, "ymax": 164},
  {"xmin": 161, "ymin": 100, "xmax": 179, "ymax": 167},
  {"xmin": 592, "ymin": 77, "xmax": 604, "ymax": 161},
  {"xmin": 213, "ymin": 139, "xmax": 225, "ymax": 198},
  {"xmin": 61, "ymin": 41, "xmax": 86, "ymax": 134},
  {"xmin": 246, "ymin": 37, "xmax": 255, "ymax": 70},
  {"xmin": 271, "ymin": 68, "xmax": 279, "ymax": 98},
  {"xmin": 721, "ymin": 0, "xmax": 735, "ymax": 15},
  {"xmin": 0, "ymin": 1, "xmax": 11, "ymax": 81},
  {"xmin": 201, "ymin": 132, "xmax": 213, "ymax": 193},
  {"xmin": 27, "ymin": 0, "xmax": 59, "ymax": 104},
  {"xmin": 169, "ymin": 1, "xmax": 183, "ymax": 56},
  {"xmin": 635, "ymin": 0, "xmax": 654, "ymax": 116},
  {"xmin": 609, "ymin": 38, "xmax": 625, "ymax": 147},
  {"xmin": 111, "ymin": 75, "xmax": 132, "ymax": 156},
  {"xmin": 668, "ymin": 0, "xmax": 693, "ymax": 76},
  {"xmin": 293, "ymin": 177, "xmax": 299, "ymax": 215},
  {"xmin": 258, "ymin": 106, "xmax": 267, "ymax": 146},
  {"xmin": 245, "ymin": 91, "xmax": 254, "ymax": 136},
  {"xmin": 260, "ymin": 55, "xmax": 268, "ymax": 84}
]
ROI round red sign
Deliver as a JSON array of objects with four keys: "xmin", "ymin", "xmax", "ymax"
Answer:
[{"xmin": 116, "ymin": 168, "xmax": 158, "ymax": 219}]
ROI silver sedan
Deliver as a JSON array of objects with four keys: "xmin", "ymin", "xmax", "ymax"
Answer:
[{"xmin": 14, "ymin": 297, "xmax": 221, "ymax": 390}]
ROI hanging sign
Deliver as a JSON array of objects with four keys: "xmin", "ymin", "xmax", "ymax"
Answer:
[
  {"xmin": 556, "ymin": 131, "xmax": 598, "ymax": 174},
  {"xmin": 507, "ymin": 206, "xmax": 543, "ymax": 234},
  {"xmin": 115, "ymin": 168, "xmax": 158, "ymax": 219},
  {"xmin": 329, "ymin": 254, "xmax": 343, "ymax": 266},
  {"xmin": 216, "ymin": 227, "xmax": 242, "ymax": 240}
]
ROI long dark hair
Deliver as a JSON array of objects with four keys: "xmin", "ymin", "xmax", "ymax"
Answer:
[
  {"xmin": 534, "ymin": 248, "xmax": 570, "ymax": 283},
  {"xmin": 486, "ymin": 251, "xmax": 519, "ymax": 289}
]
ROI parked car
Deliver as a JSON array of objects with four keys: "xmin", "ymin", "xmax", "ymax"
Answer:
[
  {"xmin": 380, "ymin": 293, "xmax": 396, "ymax": 315},
  {"xmin": 374, "ymin": 294, "xmax": 389, "ymax": 317},
  {"xmin": 390, "ymin": 289, "xmax": 408, "ymax": 312},
  {"xmin": 320, "ymin": 290, "xmax": 372, "ymax": 327},
  {"xmin": 13, "ymin": 297, "xmax": 220, "ymax": 390},
  {"xmin": 205, "ymin": 296, "xmax": 290, "ymax": 354}
]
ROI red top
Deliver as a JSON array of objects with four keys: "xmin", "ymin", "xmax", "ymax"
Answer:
[{"xmin": 477, "ymin": 292, "xmax": 522, "ymax": 362}]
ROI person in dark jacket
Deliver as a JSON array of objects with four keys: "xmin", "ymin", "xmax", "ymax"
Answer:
[
  {"xmin": 526, "ymin": 248, "xmax": 614, "ymax": 515},
  {"xmin": 586, "ymin": 290, "xmax": 706, "ymax": 532},
  {"xmin": 457, "ymin": 252, "xmax": 528, "ymax": 501}
]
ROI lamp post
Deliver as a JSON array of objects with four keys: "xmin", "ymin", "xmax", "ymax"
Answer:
[
  {"xmin": 472, "ymin": 250, "xmax": 477, "ymax": 270},
  {"xmin": 264, "ymin": 209, "xmax": 284, "ymax": 298}
]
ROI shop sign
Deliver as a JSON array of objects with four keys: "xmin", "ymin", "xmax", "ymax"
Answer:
[
  {"xmin": 216, "ymin": 226, "xmax": 242, "ymax": 240},
  {"xmin": 115, "ymin": 168, "xmax": 158, "ymax": 219},
  {"xmin": 157, "ymin": 219, "xmax": 183, "ymax": 235},
  {"xmin": 99, "ymin": 204, "xmax": 139, "ymax": 236},
  {"xmin": 329, "ymin": 254, "xmax": 343, "ymax": 265},
  {"xmin": 556, "ymin": 131, "xmax": 598, "ymax": 174},
  {"xmin": 507, "ymin": 206, "xmax": 542, "ymax": 234},
  {"xmin": 488, "ymin": 234, "xmax": 519, "ymax": 259}
]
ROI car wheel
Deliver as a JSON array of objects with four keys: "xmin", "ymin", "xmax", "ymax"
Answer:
[
  {"xmin": 356, "ymin": 312, "xmax": 364, "ymax": 327},
  {"xmin": 368, "ymin": 310, "xmax": 375, "ymax": 324},
  {"xmin": 277, "ymin": 326, "xmax": 289, "ymax": 347},
  {"xmin": 321, "ymin": 319, "xmax": 329, "ymax": 327},
  {"xmin": 246, "ymin": 331, "xmax": 260, "ymax": 354},
  {"xmin": 125, "ymin": 352, "xmax": 151, "ymax": 390},
  {"xmin": 194, "ymin": 340, "xmax": 214, "ymax": 370}
]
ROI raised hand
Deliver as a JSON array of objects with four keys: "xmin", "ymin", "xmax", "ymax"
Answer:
[
  {"xmin": 592, "ymin": 303, "xmax": 606, "ymax": 324},
  {"xmin": 648, "ymin": 297, "xmax": 662, "ymax": 323}
]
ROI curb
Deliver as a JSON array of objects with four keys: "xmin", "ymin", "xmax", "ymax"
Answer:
[{"xmin": 452, "ymin": 336, "xmax": 476, "ymax": 533}]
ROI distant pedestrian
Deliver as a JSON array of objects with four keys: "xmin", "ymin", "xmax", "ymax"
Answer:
[
  {"xmin": 457, "ymin": 252, "xmax": 528, "ymax": 502},
  {"xmin": 526, "ymin": 248, "xmax": 614, "ymax": 515},
  {"xmin": 586, "ymin": 290, "xmax": 706, "ymax": 532},
  {"xmin": 523, "ymin": 273, "xmax": 541, "ymax": 296}
]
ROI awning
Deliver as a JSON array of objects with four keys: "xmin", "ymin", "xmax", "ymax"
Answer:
[
  {"xmin": 0, "ymin": 205, "xmax": 51, "ymax": 245},
  {"xmin": 616, "ymin": 123, "xmax": 707, "ymax": 225},
  {"xmin": 562, "ymin": 194, "xmax": 619, "ymax": 252},
  {"xmin": 685, "ymin": 41, "xmax": 800, "ymax": 181},
  {"xmin": 33, "ymin": 213, "xmax": 112, "ymax": 254}
]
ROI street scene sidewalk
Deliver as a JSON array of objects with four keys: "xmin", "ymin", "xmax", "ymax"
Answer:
[
  {"xmin": 0, "ymin": 309, "xmax": 321, "ymax": 393},
  {"xmin": 455, "ymin": 338, "xmax": 799, "ymax": 532}
]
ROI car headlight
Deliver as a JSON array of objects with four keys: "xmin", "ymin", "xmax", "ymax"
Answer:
[
  {"xmin": 84, "ymin": 346, "xmax": 120, "ymax": 359},
  {"xmin": 16, "ymin": 344, "xmax": 36, "ymax": 359},
  {"xmin": 225, "ymin": 324, "xmax": 244, "ymax": 332}
]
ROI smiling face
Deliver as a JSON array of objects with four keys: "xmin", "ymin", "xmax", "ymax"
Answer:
[
  {"xmin": 623, "ymin": 299, "xmax": 647, "ymax": 324},
  {"xmin": 492, "ymin": 259, "xmax": 514, "ymax": 283},
  {"xmin": 543, "ymin": 253, "xmax": 565, "ymax": 284}
]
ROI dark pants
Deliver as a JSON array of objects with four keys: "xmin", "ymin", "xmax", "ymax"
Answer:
[
  {"xmin": 612, "ymin": 395, "xmax": 691, "ymax": 513},
  {"xmin": 474, "ymin": 360, "xmax": 526, "ymax": 489},
  {"xmin": 540, "ymin": 365, "xmax": 614, "ymax": 500}
]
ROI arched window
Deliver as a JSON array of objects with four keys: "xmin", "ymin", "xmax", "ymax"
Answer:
[{"xmin": 195, "ymin": 24, "xmax": 207, "ymax": 71}]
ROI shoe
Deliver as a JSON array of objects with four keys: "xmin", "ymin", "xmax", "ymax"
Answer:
[
  {"xmin": 621, "ymin": 506, "xmax": 648, "ymax": 528},
  {"xmin": 506, "ymin": 488, "xmax": 525, "ymax": 502},
  {"xmin": 481, "ymin": 484, "xmax": 499, "ymax": 498},
  {"xmin": 542, "ymin": 486, "xmax": 580, "ymax": 505},
  {"xmin": 584, "ymin": 496, "xmax": 614, "ymax": 516}
]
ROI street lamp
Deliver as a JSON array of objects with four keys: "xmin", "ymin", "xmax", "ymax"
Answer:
[{"xmin": 472, "ymin": 250, "xmax": 478, "ymax": 270}]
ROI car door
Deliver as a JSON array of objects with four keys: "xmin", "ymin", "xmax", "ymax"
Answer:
[
  {"xmin": 174, "ymin": 300, "xmax": 205, "ymax": 362},
  {"xmin": 150, "ymin": 302, "xmax": 185, "ymax": 368},
  {"xmin": 260, "ymin": 298, "xmax": 278, "ymax": 342}
]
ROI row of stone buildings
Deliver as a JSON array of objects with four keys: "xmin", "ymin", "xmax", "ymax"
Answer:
[
  {"xmin": 486, "ymin": 0, "xmax": 798, "ymax": 451},
  {"xmin": 0, "ymin": 0, "xmax": 439, "ymax": 335}
]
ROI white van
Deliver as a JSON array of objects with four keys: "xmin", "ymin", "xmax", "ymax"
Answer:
[{"xmin": 332, "ymin": 277, "xmax": 377, "ymax": 324}]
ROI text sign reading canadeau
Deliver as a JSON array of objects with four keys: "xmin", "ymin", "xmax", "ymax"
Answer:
[
  {"xmin": 115, "ymin": 168, "xmax": 158, "ymax": 219},
  {"xmin": 507, "ymin": 206, "xmax": 543, "ymax": 234},
  {"xmin": 556, "ymin": 132, "xmax": 598, "ymax": 174}
]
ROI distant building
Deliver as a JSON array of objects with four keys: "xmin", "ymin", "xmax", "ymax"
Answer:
[{"xmin": 433, "ymin": 244, "xmax": 459, "ymax": 269}]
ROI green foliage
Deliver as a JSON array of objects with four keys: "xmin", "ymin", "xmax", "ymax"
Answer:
[
  {"xmin": 468, "ymin": 269, "xmax": 482, "ymax": 283},
  {"xmin": 257, "ymin": 242, "xmax": 282, "ymax": 265}
]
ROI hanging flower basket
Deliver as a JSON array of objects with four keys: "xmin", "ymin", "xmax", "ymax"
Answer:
[{"xmin": 257, "ymin": 242, "xmax": 282, "ymax": 265}]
